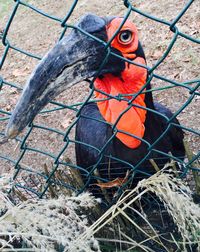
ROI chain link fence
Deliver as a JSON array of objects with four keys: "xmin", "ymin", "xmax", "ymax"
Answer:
[{"xmin": 0, "ymin": 0, "xmax": 199, "ymax": 206}]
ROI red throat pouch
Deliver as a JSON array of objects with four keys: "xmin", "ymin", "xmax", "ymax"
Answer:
[{"xmin": 94, "ymin": 57, "xmax": 147, "ymax": 148}]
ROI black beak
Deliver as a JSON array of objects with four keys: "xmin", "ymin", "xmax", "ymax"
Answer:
[{"xmin": 6, "ymin": 14, "xmax": 125, "ymax": 138}]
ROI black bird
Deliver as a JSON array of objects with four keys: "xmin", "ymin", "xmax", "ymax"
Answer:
[{"xmin": 6, "ymin": 14, "xmax": 185, "ymax": 202}]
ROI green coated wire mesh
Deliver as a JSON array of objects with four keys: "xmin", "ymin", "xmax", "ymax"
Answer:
[{"xmin": 0, "ymin": 0, "xmax": 199, "ymax": 206}]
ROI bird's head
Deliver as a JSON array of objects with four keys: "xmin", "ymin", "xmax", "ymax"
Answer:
[{"xmin": 6, "ymin": 14, "xmax": 148, "ymax": 139}]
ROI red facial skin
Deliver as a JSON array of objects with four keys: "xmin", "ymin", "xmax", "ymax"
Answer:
[{"xmin": 94, "ymin": 18, "xmax": 147, "ymax": 148}]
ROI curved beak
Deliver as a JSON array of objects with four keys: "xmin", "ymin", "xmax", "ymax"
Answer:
[{"xmin": 5, "ymin": 14, "xmax": 124, "ymax": 139}]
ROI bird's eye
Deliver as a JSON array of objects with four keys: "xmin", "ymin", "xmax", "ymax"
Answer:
[{"xmin": 118, "ymin": 30, "xmax": 133, "ymax": 44}]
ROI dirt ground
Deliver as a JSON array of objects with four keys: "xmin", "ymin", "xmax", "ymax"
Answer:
[{"xmin": 0, "ymin": 0, "xmax": 199, "ymax": 182}]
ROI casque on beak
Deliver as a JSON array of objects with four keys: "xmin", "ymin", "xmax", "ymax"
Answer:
[{"xmin": 5, "ymin": 14, "xmax": 125, "ymax": 139}]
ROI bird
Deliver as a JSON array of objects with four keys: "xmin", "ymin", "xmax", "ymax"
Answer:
[{"xmin": 5, "ymin": 14, "xmax": 185, "ymax": 204}]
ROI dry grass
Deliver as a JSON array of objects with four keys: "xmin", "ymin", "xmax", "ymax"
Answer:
[
  {"xmin": 78, "ymin": 167, "xmax": 200, "ymax": 251},
  {"xmin": 0, "ymin": 167, "xmax": 199, "ymax": 251},
  {"xmin": 0, "ymin": 188, "xmax": 101, "ymax": 251}
]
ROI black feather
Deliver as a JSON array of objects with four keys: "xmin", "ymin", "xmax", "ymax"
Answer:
[{"xmin": 75, "ymin": 100, "xmax": 185, "ymax": 201}]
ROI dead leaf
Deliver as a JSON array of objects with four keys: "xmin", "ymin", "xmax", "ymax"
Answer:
[
  {"xmin": 152, "ymin": 50, "xmax": 163, "ymax": 60},
  {"xmin": 94, "ymin": 170, "xmax": 130, "ymax": 189},
  {"xmin": 60, "ymin": 118, "xmax": 72, "ymax": 129}
]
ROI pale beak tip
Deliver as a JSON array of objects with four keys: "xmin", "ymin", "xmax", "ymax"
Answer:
[{"xmin": 5, "ymin": 125, "xmax": 20, "ymax": 139}]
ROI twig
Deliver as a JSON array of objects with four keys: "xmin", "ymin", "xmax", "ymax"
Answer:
[
  {"xmin": 184, "ymin": 140, "xmax": 200, "ymax": 195},
  {"xmin": 43, "ymin": 163, "xmax": 56, "ymax": 198},
  {"xmin": 12, "ymin": 188, "xmax": 28, "ymax": 202},
  {"xmin": 149, "ymin": 159, "xmax": 160, "ymax": 172}
]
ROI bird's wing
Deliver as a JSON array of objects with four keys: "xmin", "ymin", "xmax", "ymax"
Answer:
[
  {"xmin": 75, "ymin": 103, "xmax": 112, "ymax": 169},
  {"xmin": 154, "ymin": 102, "xmax": 185, "ymax": 160}
]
